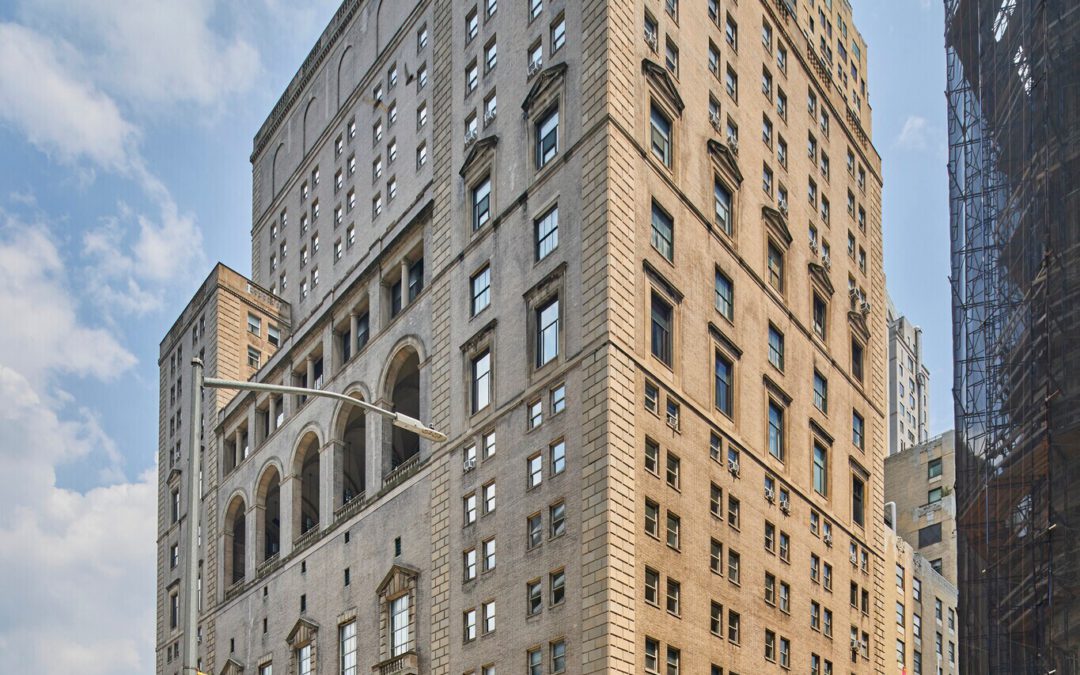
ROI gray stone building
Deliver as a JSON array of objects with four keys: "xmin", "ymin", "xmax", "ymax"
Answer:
[
  {"xmin": 885, "ymin": 296, "xmax": 929, "ymax": 455},
  {"xmin": 157, "ymin": 0, "xmax": 893, "ymax": 673},
  {"xmin": 884, "ymin": 430, "xmax": 957, "ymax": 587}
]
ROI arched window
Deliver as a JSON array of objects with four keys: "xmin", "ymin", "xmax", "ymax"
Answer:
[
  {"xmin": 224, "ymin": 495, "xmax": 247, "ymax": 585},
  {"xmin": 387, "ymin": 349, "xmax": 421, "ymax": 468},
  {"xmin": 340, "ymin": 400, "xmax": 366, "ymax": 505},
  {"xmin": 256, "ymin": 466, "xmax": 281, "ymax": 562},
  {"xmin": 294, "ymin": 432, "xmax": 321, "ymax": 538}
]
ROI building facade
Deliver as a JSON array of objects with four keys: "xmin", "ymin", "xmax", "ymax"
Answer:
[
  {"xmin": 158, "ymin": 0, "xmax": 891, "ymax": 673},
  {"xmin": 885, "ymin": 297, "xmax": 929, "ymax": 455},
  {"xmin": 156, "ymin": 264, "xmax": 289, "ymax": 673},
  {"xmin": 884, "ymin": 431, "xmax": 956, "ymax": 586},
  {"xmin": 946, "ymin": 0, "xmax": 1080, "ymax": 672},
  {"xmin": 883, "ymin": 531, "xmax": 959, "ymax": 675}
]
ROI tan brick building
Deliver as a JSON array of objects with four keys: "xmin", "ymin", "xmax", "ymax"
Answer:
[{"xmin": 156, "ymin": 0, "xmax": 890, "ymax": 673}]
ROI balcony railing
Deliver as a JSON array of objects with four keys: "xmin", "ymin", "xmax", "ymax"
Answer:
[
  {"xmin": 372, "ymin": 651, "xmax": 418, "ymax": 675},
  {"xmin": 334, "ymin": 491, "xmax": 368, "ymax": 522},
  {"xmin": 257, "ymin": 552, "xmax": 282, "ymax": 578},
  {"xmin": 382, "ymin": 454, "xmax": 421, "ymax": 490}
]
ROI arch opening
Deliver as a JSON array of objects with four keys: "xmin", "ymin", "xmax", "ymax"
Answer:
[
  {"xmin": 341, "ymin": 402, "xmax": 366, "ymax": 504},
  {"xmin": 388, "ymin": 349, "xmax": 421, "ymax": 468},
  {"xmin": 225, "ymin": 496, "xmax": 247, "ymax": 585},
  {"xmin": 295, "ymin": 433, "xmax": 321, "ymax": 537}
]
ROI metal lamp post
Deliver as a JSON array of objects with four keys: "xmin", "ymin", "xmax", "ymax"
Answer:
[{"xmin": 182, "ymin": 357, "xmax": 445, "ymax": 674}]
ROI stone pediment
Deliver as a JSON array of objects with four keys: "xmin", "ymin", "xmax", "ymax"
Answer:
[
  {"xmin": 642, "ymin": 59, "xmax": 685, "ymax": 115},
  {"xmin": 459, "ymin": 135, "xmax": 498, "ymax": 178},
  {"xmin": 807, "ymin": 262, "xmax": 835, "ymax": 297},
  {"xmin": 219, "ymin": 658, "xmax": 244, "ymax": 675},
  {"xmin": 707, "ymin": 139, "xmax": 743, "ymax": 186},
  {"xmin": 762, "ymin": 206, "xmax": 793, "ymax": 247},
  {"xmin": 286, "ymin": 617, "xmax": 319, "ymax": 646},
  {"xmin": 848, "ymin": 310, "xmax": 871, "ymax": 342},
  {"xmin": 522, "ymin": 63, "xmax": 568, "ymax": 115},
  {"xmin": 377, "ymin": 563, "xmax": 420, "ymax": 597}
]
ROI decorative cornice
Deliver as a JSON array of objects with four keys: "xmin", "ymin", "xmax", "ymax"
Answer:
[
  {"xmin": 286, "ymin": 617, "xmax": 319, "ymax": 646},
  {"xmin": 219, "ymin": 658, "xmax": 245, "ymax": 675},
  {"xmin": 460, "ymin": 319, "xmax": 498, "ymax": 354},
  {"xmin": 708, "ymin": 322, "xmax": 743, "ymax": 360},
  {"xmin": 252, "ymin": 0, "xmax": 364, "ymax": 160},
  {"xmin": 707, "ymin": 139, "xmax": 744, "ymax": 185},
  {"xmin": 762, "ymin": 206, "xmax": 794, "ymax": 247},
  {"xmin": 376, "ymin": 563, "xmax": 421, "ymax": 596},
  {"xmin": 642, "ymin": 59, "xmax": 685, "ymax": 115},
  {"xmin": 523, "ymin": 261, "xmax": 568, "ymax": 303},
  {"xmin": 807, "ymin": 262, "xmax": 835, "ymax": 297},
  {"xmin": 521, "ymin": 62, "xmax": 568, "ymax": 115},
  {"xmin": 459, "ymin": 135, "xmax": 499, "ymax": 178},
  {"xmin": 810, "ymin": 419, "xmax": 834, "ymax": 446},
  {"xmin": 643, "ymin": 260, "xmax": 683, "ymax": 303}
]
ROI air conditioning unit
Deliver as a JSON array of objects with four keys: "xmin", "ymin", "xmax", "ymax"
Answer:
[
  {"xmin": 778, "ymin": 200, "xmax": 789, "ymax": 216},
  {"xmin": 727, "ymin": 458, "xmax": 741, "ymax": 477},
  {"xmin": 850, "ymin": 549, "xmax": 859, "ymax": 564},
  {"xmin": 464, "ymin": 129, "xmax": 478, "ymax": 146},
  {"xmin": 726, "ymin": 134, "xmax": 739, "ymax": 155},
  {"xmin": 821, "ymin": 251, "xmax": 832, "ymax": 270},
  {"xmin": 823, "ymin": 532, "xmax": 834, "ymax": 547},
  {"xmin": 860, "ymin": 300, "xmax": 872, "ymax": 315},
  {"xmin": 644, "ymin": 30, "xmax": 658, "ymax": 52},
  {"xmin": 851, "ymin": 638, "xmax": 861, "ymax": 652},
  {"xmin": 528, "ymin": 59, "xmax": 543, "ymax": 77},
  {"xmin": 463, "ymin": 457, "xmax": 477, "ymax": 472},
  {"xmin": 709, "ymin": 110, "xmax": 722, "ymax": 132},
  {"xmin": 483, "ymin": 109, "xmax": 497, "ymax": 127},
  {"xmin": 808, "ymin": 146, "xmax": 816, "ymax": 159},
  {"xmin": 666, "ymin": 411, "xmax": 680, "ymax": 431},
  {"xmin": 765, "ymin": 485, "xmax": 776, "ymax": 503},
  {"xmin": 779, "ymin": 495, "xmax": 791, "ymax": 514}
]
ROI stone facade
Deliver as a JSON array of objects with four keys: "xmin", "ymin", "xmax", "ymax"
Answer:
[
  {"xmin": 885, "ymin": 297, "xmax": 930, "ymax": 455},
  {"xmin": 884, "ymin": 430, "xmax": 957, "ymax": 586},
  {"xmin": 157, "ymin": 0, "xmax": 891, "ymax": 673}
]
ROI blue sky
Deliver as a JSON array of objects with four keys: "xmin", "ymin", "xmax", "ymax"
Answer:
[{"xmin": 0, "ymin": 1, "xmax": 951, "ymax": 672}]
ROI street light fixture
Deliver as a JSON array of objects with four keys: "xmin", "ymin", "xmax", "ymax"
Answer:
[{"xmin": 182, "ymin": 357, "xmax": 445, "ymax": 674}]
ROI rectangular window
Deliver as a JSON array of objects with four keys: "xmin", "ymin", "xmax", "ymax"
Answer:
[
  {"xmin": 645, "ymin": 499, "xmax": 659, "ymax": 537},
  {"xmin": 714, "ymin": 180, "xmax": 733, "ymax": 235},
  {"xmin": 853, "ymin": 411, "xmax": 865, "ymax": 450},
  {"xmin": 650, "ymin": 104, "xmax": 673, "ymax": 167},
  {"xmin": 471, "ymin": 266, "xmax": 491, "ymax": 315},
  {"xmin": 650, "ymin": 293, "xmax": 673, "ymax": 366},
  {"xmin": 472, "ymin": 177, "xmax": 491, "ymax": 231},
  {"xmin": 714, "ymin": 351, "xmax": 733, "ymax": 416},
  {"xmin": 767, "ymin": 241, "xmax": 784, "ymax": 291},
  {"xmin": 928, "ymin": 458, "xmax": 943, "ymax": 479},
  {"xmin": 768, "ymin": 325, "xmax": 784, "ymax": 370},
  {"xmin": 728, "ymin": 549, "xmax": 740, "ymax": 584},
  {"xmin": 812, "ymin": 443, "xmax": 828, "ymax": 496},
  {"xmin": 666, "ymin": 511, "xmax": 680, "ymax": 549},
  {"xmin": 247, "ymin": 313, "xmax": 261, "ymax": 335},
  {"xmin": 527, "ymin": 580, "xmax": 542, "ymax": 615},
  {"xmin": 550, "ymin": 440, "xmax": 566, "ymax": 475},
  {"xmin": 550, "ymin": 501, "xmax": 566, "ymax": 537},
  {"xmin": 471, "ymin": 350, "xmax": 492, "ymax": 413},
  {"xmin": 482, "ymin": 600, "xmax": 495, "ymax": 634},
  {"xmin": 527, "ymin": 647, "xmax": 542, "ymax": 675},
  {"xmin": 536, "ymin": 298, "xmax": 560, "ymax": 367},
  {"xmin": 715, "ymin": 269, "xmax": 734, "ymax": 320},
  {"xmin": 527, "ymin": 454, "xmax": 543, "ymax": 488},
  {"xmin": 710, "ymin": 539, "xmax": 723, "ymax": 574},
  {"xmin": 550, "ymin": 384, "xmax": 565, "ymax": 414},
  {"xmin": 536, "ymin": 108, "xmax": 559, "ymax": 168},
  {"xmin": 666, "ymin": 578, "xmax": 681, "ymax": 615},
  {"xmin": 813, "ymin": 371, "xmax": 828, "ymax": 413},
  {"xmin": 852, "ymin": 339, "xmax": 864, "ymax": 382},
  {"xmin": 535, "ymin": 205, "xmax": 559, "ymax": 260},
  {"xmin": 527, "ymin": 513, "xmax": 542, "ymax": 548},
  {"xmin": 651, "ymin": 202, "xmax": 674, "ymax": 261},
  {"xmin": 390, "ymin": 595, "xmax": 410, "ymax": 655},
  {"xmin": 768, "ymin": 401, "xmax": 785, "ymax": 461}
]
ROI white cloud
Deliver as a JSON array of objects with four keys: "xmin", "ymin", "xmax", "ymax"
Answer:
[
  {"xmin": 18, "ymin": 0, "xmax": 260, "ymax": 109},
  {"xmin": 0, "ymin": 219, "xmax": 137, "ymax": 381},
  {"xmin": 896, "ymin": 115, "xmax": 931, "ymax": 150},
  {"xmin": 0, "ymin": 23, "xmax": 139, "ymax": 172}
]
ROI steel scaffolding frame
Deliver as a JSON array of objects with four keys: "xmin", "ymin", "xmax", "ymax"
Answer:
[{"xmin": 946, "ymin": 0, "xmax": 1080, "ymax": 672}]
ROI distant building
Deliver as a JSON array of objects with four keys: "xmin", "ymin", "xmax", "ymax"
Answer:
[
  {"xmin": 886, "ymin": 296, "xmax": 929, "ymax": 455},
  {"xmin": 885, "ymin": 430, "xmax": 957, "ymax": 586}
]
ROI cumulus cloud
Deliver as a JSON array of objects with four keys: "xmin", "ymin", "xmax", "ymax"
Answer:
[
  {"xmin": 897, "ymin": 115, "xmax": 931, "ymax": 150},
  {"xmin": 16, "ymin": 0, "xmax": 260, "ymax": 109},
  {"xmin": 0, "ymin": 23, "xmax": 139, "ymax": 172}
]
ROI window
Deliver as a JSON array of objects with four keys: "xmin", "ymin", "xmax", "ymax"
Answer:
[
  {"xmin": 248, "ymin": 313, "xmax": 261, "ymax": 335},
  {"xmin": 528, "ymin": 400, "xmax": 543, "ymax": 430},
  {"xmin": 527, "ymin": 647, "xmax": 542, "ymax": 675},
  {"xmin": 714, "ymin": 351, "xmax": 733, "ymax": 417},
  {"xmin": 665, "ymin": 452, "xmax": 680, "ymax": 489},
  {"xmin": 714, "ymin": 269, "xmax": 734, "ymax": 320},
  {"xmin": 928, "ymin": 487, "xmax": 943, "ymax": 504},
  {"xmin": 812, "ymin": 442, "xmax": 828, "ymax": 496},
  {"xmin": 471, "ymin": 177, "xmax": 491, "ymax": 231},
  {"xmin": 464, "ymin": 548, "xmax": 478, "ymax": 581},
  {"xmin": 768, "ymin": 325, "xmax": 784, "ymax": 370},
  {"xmin": 666, "ymin": 578, "xmax": 681, "ymax": 615},
  {"xmin": 645, "ymin": 499, "xmax": 660, "ymax": 537},
  {"xmin": 762, "ymin": 163, "xmax": 774, "ymax": 195},
  {"xmin": 725, "ymin": 66, "xmax": 738, "ymax": 100},
  {"xmin": 529, "ymin": 0, "xmax": 542, "ymax": 19},
  {"xmin": 725, "ymin": 14, "xmax": 738, "ymax": 50},
  {"xmin": 527, "ymin": 580, "xmax": 542, "ymax": 615},
  {"xmin": 853, "ymin": 411, "xmax": 865, "ymax": 449},
  {"xmin": 666, "ymin": 511, "xmax": 680, "ymax": 549},
  {"xmin": 248, "ymin": 347, "xmax": 261, "ymax": 369},
  {"xmin": 551, "ymin": 640, "xmax": 566, "ymax": 673},
  {"xmin": 709, "ymin": 178, "xmax": 735, "ymax": 235},
  {"xmin": 644, "ymin": 381, "xmax": 659, "ymax": 413},
  {"xmin": 666, "ymin": 646, "xmax": 680, "ymax": 675},
  {"xmin": 645, "ymin": 567, "xmax": 660, "ymax": 605},
  {"xmin": 527, "ymin": 513, "xmax": 542, "ymax": 548},
  {"xmin": 550, "ymin": 501, "xmax": 566, "ymax": 537},
  {"xmin": 711, "ymin": 601, "xmax": 723, "ymax": 636},
  {"xmin": 550, "ymin": 440, "xmax": 566, "ymax": 475},
  {"xmin": 767, "ymin": 241, "xmax": 784, "ymax": 291},
  {"xmin": 645, "ymin": 637, "xmax": 660, "ymax": 673},
  {"xmin": 650, "ymin": 293, "xmax": 673, "ymax": 366},
  {"xmin": 470, "ymin": 266, "xmax": 491, "ymax": 315},
  {"xmin": 650, "ymin": 104, "xmax": 673, "ymax": 167},
  {"xmin": 851, "ymin": 339, "xmax": 864, "ymax": 382},
  {"xmin": 551, "ymin": 384, "xmax": 565, "ymax": 414},
  {"xmin": 390, "ymin": 594, "xmax": 410, "ymax": 655},
  {"xmin": 813, "ymin": 371, "xmax": 828, "ymax": 413},
  {"xmin": 664, "ymin": 39, "xmax": 679, "ymax": 77},
  {"xmin": 919, "ymin": 523, "xmax": 942, "ymax": 546},
  {"xmin": 482, "ymin": 600, "xmax": 495, "ymax": 634},
  {"xmin": 534, "ymin": 205, "xmax": 559, "ymax": 260},
  {"xmin": 483, "ymin": 538, "xmax": 495, "ymax": 571},
  {"xmin": 527, "ymin": 454, "xmax": 543, "ymax": 488},
  {"xmin": 728, "ymin": 495, "xmax": 740, "ymax": 529},
  {"xmin": 551, "ymin": 15, "xmax": 565, "ymax": 52},
  {"xmin": 416, "ymin": 142, "xmax": 428, "ymax": 168},
  {"xmin": 536, "ymin": 107, "xmax": 559, "ymax": 169},
  {"xmin": 463, "ymin": 493, "xmax": 477, "ymax": 526},
  {"xmin": 852, "ymin": 475, "xmax": 865, "ymax": 527},
  {"xmin": 928, "ymin": 458, "xmax": 943, "ymax": 479},
  {"xmin": 780, "ymin": 531, "xmax": 790, "ymax": 561},
  {"xmin": 710, "ymin": 483, "xmax": 723, "ymax": 518},
  {"xmin": 710, "ymin": 539, "xmax": 723, "ymax": 574},
  {"xmin": 728, "ymin": 549, "xmax": 740, "ymax": 584},
  {"xmin": 471, "ymin": 350, "xmax": 491, "ymax": 413},
  {"xmin": 765, "ymin": 630, "xmax": 776, "ymax": 662},
  {"xmin": 536, "ymin": 298, "xmax": 560, "ymax": 367},
  {"xmin": 768, "ymin": 401, "xmax": 785, "ymax": 461},
  {"xmin": 482, "ymin": 481, "xmax": 496, "ymax": 513}
]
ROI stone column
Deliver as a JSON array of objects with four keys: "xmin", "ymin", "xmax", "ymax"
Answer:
[{"xmin": 235, "ymin": 428, "xmax": 244, "ymax": 464}]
